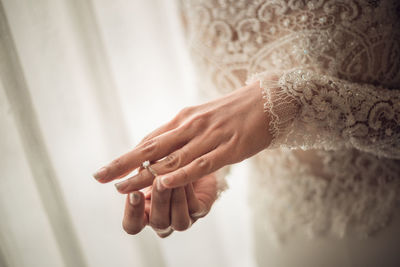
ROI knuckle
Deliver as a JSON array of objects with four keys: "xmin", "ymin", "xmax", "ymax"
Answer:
[
  {"xmin": 208, "ymin": 121, "xmax": 228, "ymax": 140},
  {"xmin": 174, "ymin": 106, "xmax": 193, "ymax": 123},
  {"xmin": 178, "ymin": 106, "xmax": 194, "ymax": 118},
  {"xmin": 138, "ymin": 138, "xmax": 150, "ymax": 149},
  {"xmin": 196, "ymin": 157, "xmax": 212, "ymax": 172},
  {"xmin": 191, "ymin": 113, "xmax": 207, "ymax": 128},
  {"xmin": 163, "ymin": 154, "xmax": 181, "ymax": 170},
  {"xmin": 226, "ymin": 135, "xmax": 240, "ymax": 161},
  {"xmin": 185, "ymin": 112, "xmax": 209, "ymax": 131},
  {"xmin": 139, "ymin": 134, "xmax": 151, "ymax": 145},
  {"xmin": 141, "ymin": 139, "xmax": 158, "ymax": 157},
  {"xmin": 178, "ymin": 168, "xmax": 189, "ymax": 182},
  {"xmin": 229, "ymin": 133, "xmax": 240, "ymax": 146}
]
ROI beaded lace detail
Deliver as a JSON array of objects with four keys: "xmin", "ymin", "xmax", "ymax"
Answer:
[
  {"xmin": 179, "ymin": 0, "xmax": 400, "ymax": 240},
  {"xmin": 248, "ymin": 70, "xmax": 400, "ymax": 157}
]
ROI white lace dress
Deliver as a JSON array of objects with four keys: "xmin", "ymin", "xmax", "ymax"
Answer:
[{"xmin": 179, "ymin": 1, "xmax": 400, "ymax": 266}]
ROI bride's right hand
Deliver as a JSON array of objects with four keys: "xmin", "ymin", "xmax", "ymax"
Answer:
[{"xmin": 122, "ymin": 173, "xmax": 219, "ymax": 237}]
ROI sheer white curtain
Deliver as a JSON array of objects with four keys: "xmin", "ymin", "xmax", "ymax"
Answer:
[{"xmin": 0, "ymin": 0, "xmax": 256, "ymax": 267}]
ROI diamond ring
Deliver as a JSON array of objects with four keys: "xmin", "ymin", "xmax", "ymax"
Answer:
[{"xmin": 142, "ymin": 160, "xmax": 158, "ymax": 177}]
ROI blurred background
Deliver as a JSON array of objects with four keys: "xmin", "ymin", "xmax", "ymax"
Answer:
[{"xmin": 0, "ymin": 0, "xmax": 256, "ymax": 266}]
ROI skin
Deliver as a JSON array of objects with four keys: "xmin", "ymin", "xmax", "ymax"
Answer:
[
  {"xmin": 94, "ymin": 80, "xmax": 274, "ymax": 236},
  {"xmin": 123, "ymin": 173, "xmax": 218, "ymax": 237}
]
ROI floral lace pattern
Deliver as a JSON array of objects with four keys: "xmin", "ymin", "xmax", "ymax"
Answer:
[
  {"xmin": 249, "ymin": 70, "xmax": 400, "ymax": 157},
  {"xmin": 250, "ymin": 148, "xmax": 400, "ymax": 242},
  {"xmin": 179, "ymin": 0, "xmax": 400, "ymax": 240}
]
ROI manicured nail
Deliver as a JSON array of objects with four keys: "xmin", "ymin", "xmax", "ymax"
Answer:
[
  {"xmin": 161, "ymin": 176, "xmax": 171, "ymax": 187},
  {"xmin": 93, "ymin": 167, "xmax": 108, "ymax": 181},
  {"xmin": 191, "ymin": 209, "xmax": 208, "ymax": 219},
  {"xmin": 129, "ymin": 192, "xmax": 140, "ymax": 206},
  {"xmin": 114, "ymin": 179, "xmax": 129, "ymax": 192}
]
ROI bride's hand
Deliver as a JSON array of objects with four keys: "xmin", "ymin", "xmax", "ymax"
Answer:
[
  {"xmin": 93, "ymin": 81, "xmax": 271, "ymax": 189},
  {"xmin": 122, "ymin": 173, "xmax": 218, "ymax": 237}
]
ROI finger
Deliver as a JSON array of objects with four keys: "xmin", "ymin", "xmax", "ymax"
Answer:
[
  {"xmin": 102, "ymin": 108, "xmax": 190, "ymax": 184},
  {"xmin": 159, "ymin": 145, "xmax": 228, "ymax": 188},
  {"xmin": 122, "ymin": 191, "xmax": 148, "ymax": 235},
  {"xmin": 170, "ymin": 187, "xmax": 191, "ymax": 231},
  {"xmin": 191, "ymin": 176, "xmax": 218, "ymax": 218},
  {"xmin": 145, "ymin": 198, "xmax": 151, "ymax": 215},
  {"xmin": 136, "ymin": 121, "xmax": 177, "ymax": 147},
  {"xmin": 156, "ymin": 228, "xmax": 174, "ymax": 238},
  {"xmin": 144, "ymin": 186, "xmax": 152, "ymax": 199},
  {"xmin": 134, "ymin": 107, "xmax": 195, "ymax": 149},
  {"xmin": 149, "ymin": 178, "xmax": 172, "ymax": 231},
  {"xmin": 93, "ymin": 127, "xmax": 191, "ymax": 183},
  {"xmin": 115, "ymin": 168, "xmax": 155, "ymax": 193},
  {"xmin": 138, "ymin": 168, "xmax": 153, "ymax": 199},
  {"xmin": 145, "ymin": 198, "xmax": 172, "ymax": 236},
  {"xmin": 185, "ymin": 183, "xmax": 202, "ymax": 216},
  {"xmin": 114, "ymin": 135, "xmax": 217, "ymax": 193}
]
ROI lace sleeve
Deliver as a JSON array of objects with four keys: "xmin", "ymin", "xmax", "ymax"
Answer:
[
  {"xmin": 248, "ymin": 69, "xmax": 400, "ymax": 159},
  {"xmin": 214, "ymin": 166, "xmax": 229, "ymax": 198}
]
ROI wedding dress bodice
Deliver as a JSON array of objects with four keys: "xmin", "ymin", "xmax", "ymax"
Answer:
[{"xmin": 179, "ymin": 0, "xmax": 400, "ymax": 247}]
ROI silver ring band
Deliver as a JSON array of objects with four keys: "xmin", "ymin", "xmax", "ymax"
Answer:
[{"xmin": 142, "ymin": 160, "xmax": 158, "ymax": 177}]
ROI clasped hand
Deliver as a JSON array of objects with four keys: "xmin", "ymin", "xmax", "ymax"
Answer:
[{"xmin": 93, "ymin": 81, "xmax": 272, "ymax": 237}]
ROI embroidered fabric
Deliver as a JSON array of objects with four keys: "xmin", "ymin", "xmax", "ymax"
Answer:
[
  {"xmin": 248, "ymin": 70, "xmax": 400, "ymax": 157},
  {"xmin": 179, "ymin": 0, "xmax": 400, "ymax": 240},
  {"xmin": 215, "ymin": 166, "xmax": 230, "ymax": 198}
]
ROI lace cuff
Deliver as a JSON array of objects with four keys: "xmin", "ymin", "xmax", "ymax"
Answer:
[
  {"xmin": 248, "ymin": 69, "xmax": 400, "ymax": 158},
  {"xmin": 214, "ymin": 165, "xmax": 229, "ymax": 199},
  {"xmin": 247, "ymin": 72, "xmax": 300, "ymax": 149}
]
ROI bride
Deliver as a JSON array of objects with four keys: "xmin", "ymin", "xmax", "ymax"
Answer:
[{"xmin": 93, "ymin": 1, "xmax": 400, "ymax": 266}]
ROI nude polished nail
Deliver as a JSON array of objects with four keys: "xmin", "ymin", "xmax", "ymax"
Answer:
[
  {"xmin": 129, "ymin": 192, "xmax": 140, "ymax": 206},
  {"xmin": 93, "ymin": 167, "xmax": 108, "ymax": 180},
  {"xmin": 114, "ymin": 179, "xmax": 129, "ymax": 192}
]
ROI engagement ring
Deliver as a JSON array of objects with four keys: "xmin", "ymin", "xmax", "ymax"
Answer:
[{"xmin": 142, "ymin": 160, "xmax": 158, "ymax": 177}]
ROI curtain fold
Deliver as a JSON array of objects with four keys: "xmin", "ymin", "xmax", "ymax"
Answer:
[
  {"xmin": 0, "ymin": 1, "xmax": 87, "ymax": 266},
  {"xmin": 0, "ymin": 0, "xmax": 254, "ymax": 266}
]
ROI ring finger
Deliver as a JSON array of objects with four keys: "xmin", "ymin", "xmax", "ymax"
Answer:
[{"xmin": 115, "ymin": 135, "xmax": 218, "ymax": 194}]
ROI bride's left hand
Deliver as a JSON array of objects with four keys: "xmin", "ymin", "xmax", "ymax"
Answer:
[{"xmin": 93, "ymin": 81, "xmax": 271, "ymax": 190}]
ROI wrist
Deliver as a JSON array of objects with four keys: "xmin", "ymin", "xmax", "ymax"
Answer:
[{"xmin": 247, "ymin": 72, "xmax": 300, "ymax": 149}]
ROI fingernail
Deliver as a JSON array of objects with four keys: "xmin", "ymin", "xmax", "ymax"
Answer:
[
  {"xmin": 191, "ymin": 209, "xmax": 208, "ymax": 219},
  {"xmin": 156, "ymin": 178, "xmax": 165, "ymax": 192},
  {"xmin": 93, "ymin": 167, "xmax": 108, "ymax": 181},
  {"xmin": 115, "ymin": 179, "xmax": 129, "ymax": 192},
  {"xmin": 161, "ymin": 176, "xmax": 171, "ymax": 187},
  {"xmin": 129, "ymin": 192, "xmax": 140, "ymax": 206}
]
